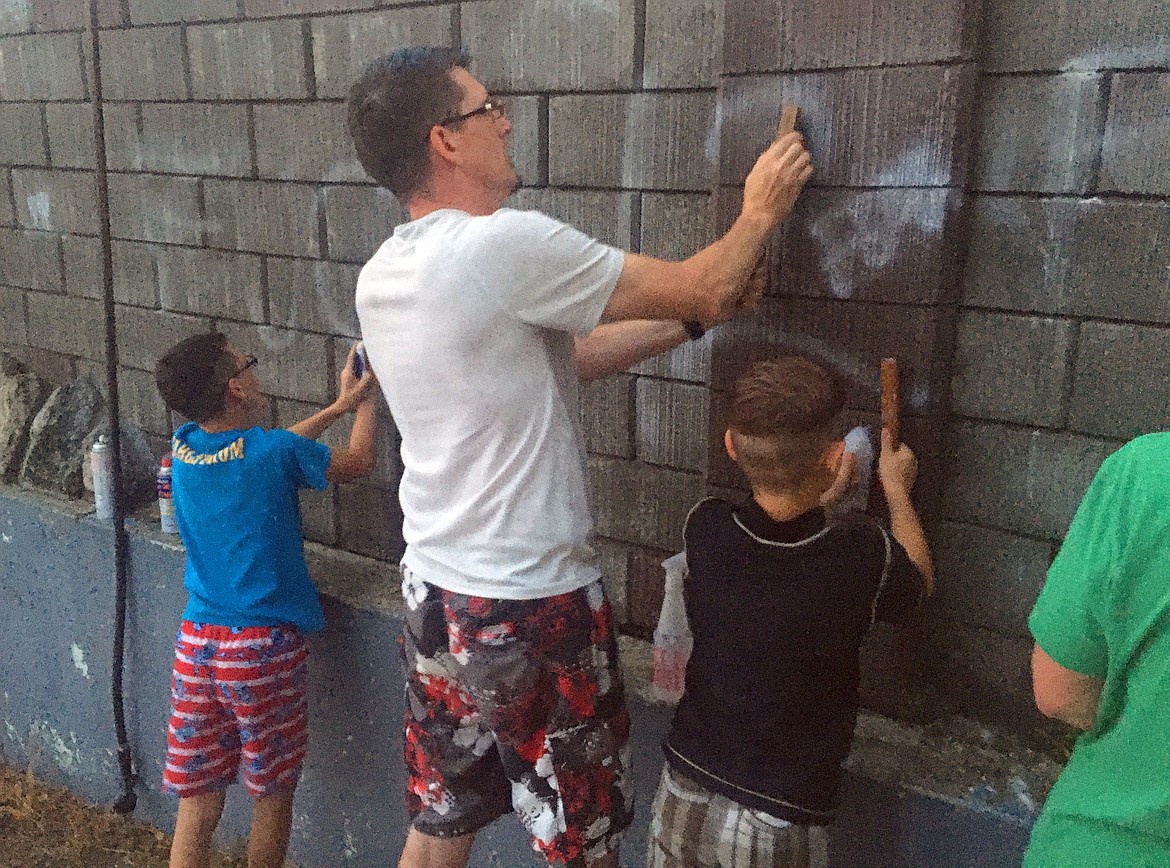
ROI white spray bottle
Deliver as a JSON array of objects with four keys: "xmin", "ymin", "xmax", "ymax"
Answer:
[
  {"xmin": 653, "ymin": 552, "xmax": 693, "ymax": 704},
  {"xmin": 834, "ymin": 425, "xmax": 876, "ymax": 517}
]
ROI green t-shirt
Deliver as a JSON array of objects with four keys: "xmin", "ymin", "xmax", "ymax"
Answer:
[{"xmin": 1027, "ymin": 433, "xmax": 1170, "ymax": 868}]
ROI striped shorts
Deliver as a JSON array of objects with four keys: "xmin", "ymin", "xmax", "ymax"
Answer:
[
  {"xmin": 647, "ymin": 766, "xmax": 830, "ymax": 868},
  {"xmin": 163, "ymin": 621, "xmax": 308, "ymax": 799}
]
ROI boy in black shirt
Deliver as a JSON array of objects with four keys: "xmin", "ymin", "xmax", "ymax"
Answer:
[{"xmin": 648, "ymin": 355, "xmax": 934, "ymax": 868}]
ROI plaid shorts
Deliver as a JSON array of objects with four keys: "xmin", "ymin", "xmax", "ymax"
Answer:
[
  {"xmin": 401, "ymin": 570, "xmax": 634, "ymax": 865},
  {"xmin": 647, "ymin": 766, "xmax": 830, "ymax": 868},
  {"xmin": 163, "ymin": 621, "xmax": 308, "ymax": 799}
]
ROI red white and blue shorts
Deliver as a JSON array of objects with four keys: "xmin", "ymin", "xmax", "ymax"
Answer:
[
  {"xmin": 163, "ymin": 621, "xmax": 308, "ymax": 799},
  {"xmin": 401, "ymin": 569, "xmax": 634, "ymax": 866}
]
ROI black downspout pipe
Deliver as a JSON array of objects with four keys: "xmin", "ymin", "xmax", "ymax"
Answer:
[{"xmin": 87, "ymin": 0, "xmax": 137, "ymax": 815}]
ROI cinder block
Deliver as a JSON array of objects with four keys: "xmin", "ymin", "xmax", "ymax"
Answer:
[
  {"xmin": 0, "ymin": 171, "xmax": 13, "ymax": 225},
  {"xmin": 0, "ymin": 3, "xmax": 30, "ymax": 34},
  {"xmin": 12, "ymin": 168, "xmax": 98, "ymax": 235},
  {"xmin": 112, "ymin": 241, "xmax": 160, "ymax": 308},
  {"xmin": 0, "ymin": 227, "xmax": 63, "ymax": 291},
  {"xmin": 1069, "ymin": 323, "xmax": 1170, "ymax": 440},
  {"xmin": 247, "ymin": 0, "xmax": 380, "ymax": 17},
  {"xmin": 26, "ymin": 291, "xmax": 104, "ymax": 360},
  {"xmin": 723, "ymin": 0, "xmax": 970, "ymax": 73},
  {"xmin": 595, "ymin": 537, "xmax": 630, "ymax": 625},
  {"xmin": 188, "ymin": 20, "xmax": 309, "ymax": 100},
  {"xmin": 118, "ymin": 365, "xmax": 171, "ymax": 436},
  {"xmin": 45, "ymin": 103, "xmax": 94, "ymax": 170},
  {"xmin": 204, "ymin": 180, "xmax": 321, "ymax": 257},
  {"xmin": 29, "ymin": 0, "xmax": 124, "ymax": 30},
  {"xmin": 630, "ymin": 330, "xmax": 712, "ymax": 384},
  {"xmin": 720, "ymin": 66, "xmax": 973, "ymax": 188},
  {"xmin": 0, "ymin": 286, "xmax": 27, "ymax": 346},
  {"xmin": 508, "ymin": 189, "xmax": 636, "ymax": 250},
  {"xmin": 981, "ymin": 0, "xmax": 1170, "ymax": 73},
  {"xmin": 114, "ymin": 305, "xmax": 210, "ymax": 372},
  {"xmin": 336, "ymin": 481, "xmax": 404, "ymax": 562},
  {"xmin": 505, "ymin": 95, "xmax": 547, "ymax": 188},
  {"xmin": 255, "ymin": 103, "xmax": 364, "ymax": 182},
  {"xmin": 23, "ymin": 347, "xmax": 74, "ymax": 384},
  {"xmin": 268, "ymin": 258, "xmax": 362, "ymax": 338},
  {"xmin": 964, "ymin": 198, "xmax": 1170, "ymax": 323},
  {"xmin": 0, "ymin": 104, "xmax": 48, "ymax": 166},
  {"xmin": 115, "ymin": 104, "xmax": 253, "ymax": 178},
  {"xmin": 942, "ymin": 421, "xmax": 1115, "ymax": 539},
  {"xmin": 311, "ymin": 7, "xmax": 457, "ymax": 99},
  {"xmin": 0, "ymin": 33, "xmax": 85, "ymax": 100},
  {"xmin": 710, "ymin": 297, "xmax": 947, "ymax": 415},
  {"xmin": 589, "ymin": 455, "xmax": 703, "ymax": 550},
  {"xmin": 973, "ymin": 74, "xmax": 1106, "ymax": 194},
  {"xmin": 62, "ymin": 235, "xmax": 101, "ymax": 299},
  {"xmin": 107, "ymin": 173, "xmax": 203, "ymax": 245},
  {"xmin": 951, "ymin": 311, "xmax": 1074, "ymax": 427},
  {"xmin": 128, "ymin": 0, "xmax": 237, "ymax": 25},
  {"xmin": 322, "ymin": 184, "xmax": 408, "ymax": 263},
  {"xmin": 636, "ymin": 379, "xmax": 708, "ymax": 472},
  {"xmin": 933, "ymin": 521, "xmax": 1052, "ymax": 639},
  {"xmin": 463, "ymin": 0, "xmax": 638, "ymax": 91},
  {"xmin": 644, "ymin": 0, "xmax": 721, "ymax": 88},
  {"xmin": 580, "ymin": 374, "xmax": 635, "ymax": 459},
  {"xmin": 626, "ymin": 544, "xmax": 673, "ymax": 637},
  {"xmin": 775, "ymin": 188, "xmax": 960, "ymax": 305},
  {"xmin": 549, "ymin": 93, "xmax": 716, "ymax": 191},
  {"xmin": 97, "ymin": 27, "xmax": 187, "ymax": 101},
  {"xmin": 218, "ymin": 323, "xmax": 331, "ymax": 404},
  {"xmin": 156, "ymin": 247, "xmax": 265, "ymax": 323},
  {"xmin": 299, "ymin": 486, "xmax": 337, "ymax": 546},
  {"xmin": 640, "ymin": 193, "xmax": 714, "ymax": 260},
  {"xmin": 1100, "ymin": 73, "xmax": 1170, "ymax": 196}
]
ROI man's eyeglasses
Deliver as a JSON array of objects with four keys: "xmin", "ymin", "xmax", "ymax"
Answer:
[
  {"xmin": 228, "ymin": 354, "xmax": 258, "ymax": 380},
  {"xmin": 439, "ymin": 98, "xmax": 507, "ymax": 128}
]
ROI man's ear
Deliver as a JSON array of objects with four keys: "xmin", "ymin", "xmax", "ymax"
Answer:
[
  {"xmin": 724, "ymin": 429, "xmax": 737, "ymax": 461},
  {"xmin": 223, "ymin": 377, "xmax": 247, "ymax": 406},
  {"xmin": 427, "ymin": 123, "xmax": 460, "ymax": 165}
]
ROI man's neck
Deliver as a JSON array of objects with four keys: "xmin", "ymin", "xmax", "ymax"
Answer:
[
  {"xmin": 198, "ymin": 408, "xmax": 257, "ymax": 434},
  {"xmin": 408, "ymin": 176, "xmax": 507, "ymax": 220},
  {"xmin": 751, "ymin": 486, "xmax": 824, "ymax": 523}
]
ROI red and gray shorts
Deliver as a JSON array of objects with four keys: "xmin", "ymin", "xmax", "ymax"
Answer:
[
  {"xmin": 163, "ymin": 621, "xmax": 308, "ymax": 799},
  {"xmin": 401, "ymin": 569, "xmax": 634, "ymax": 865}
]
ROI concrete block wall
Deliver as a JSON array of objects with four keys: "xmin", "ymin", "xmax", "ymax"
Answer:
[{"xmin": 1, "ymin": 0, "xmax": 1167, "ymax": 735}]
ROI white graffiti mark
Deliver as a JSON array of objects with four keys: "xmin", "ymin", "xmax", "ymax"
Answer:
[
  {"xmin": 24, "ymin": 192, "xmax": 51, "ymax": 230},
  {"xmin": 1061, "ymin": 40, "xmax": 1168, "ymax": 72},
  {"xmin": 71, "ymin": 643, "xmax": 90, "ymax": 679}
]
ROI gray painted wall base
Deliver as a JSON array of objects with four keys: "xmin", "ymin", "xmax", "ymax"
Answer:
[{"xmin": 1, "ymin": 487, "xmax": 1035, "ymax": 866}]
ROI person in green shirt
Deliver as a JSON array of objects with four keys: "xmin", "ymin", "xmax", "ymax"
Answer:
[{"xmin": 1027, "ymin": 433, "xmax": 1170, "ymax": 867}]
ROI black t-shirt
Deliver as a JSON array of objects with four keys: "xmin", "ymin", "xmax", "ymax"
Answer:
[{"xmin": 664, "ymin": 497, "xmax": 926, "ymax": 825}]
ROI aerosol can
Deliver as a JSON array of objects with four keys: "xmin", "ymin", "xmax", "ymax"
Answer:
[
  {"xmin": 652, "ymin": 552, "xmax": 692, "ymax": 704},
  {"xmin": 90, "ymin": 435, "xmax": 114, "ymax": 521}
]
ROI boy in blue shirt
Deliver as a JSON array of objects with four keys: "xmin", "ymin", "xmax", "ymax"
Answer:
[{"xmin": 154, "ymin": 332, "xmax": 377, "ymax": 868}]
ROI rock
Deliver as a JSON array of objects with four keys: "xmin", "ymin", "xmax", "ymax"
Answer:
[
  {"xmin": 0, "ymin": 354, "xmax": 50, "ymax": 482},
  {"xmin": 81, "ymin": 423, "xmax": 161, "ymax": 508},
  {"xmin": 20, "ymin": 377, "xmax": 107, "ymax": 499}
]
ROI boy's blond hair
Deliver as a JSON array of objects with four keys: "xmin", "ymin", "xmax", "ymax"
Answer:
[{"xmin": 727, "ymin": 355, "xmax": 846, "ymax": 492}]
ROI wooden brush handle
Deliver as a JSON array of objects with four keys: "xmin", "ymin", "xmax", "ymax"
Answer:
[
  {"xmin": 881, "ymin": 358, "xmax": 900, "ymax": 448},
  {"xmin": 776, "ymin": 105, "xmax": 799, "ymax": 139}
]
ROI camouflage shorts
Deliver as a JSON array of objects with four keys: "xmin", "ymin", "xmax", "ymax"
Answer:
[{"xmin": 401, "ymin": 569, "xmax": 634, "ymax": 866}]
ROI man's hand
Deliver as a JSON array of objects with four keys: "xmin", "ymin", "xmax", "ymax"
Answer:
[
  {"xmin": 877, "ymin": 428, "xmax": 918, "ymax": 500},
  {"xmin": 742, "ymin": 132, "xmax": 813, "ymax": 230},
  {"xmin": 335, "ymin": 344, "xmax": 377, "ymax": 413}
]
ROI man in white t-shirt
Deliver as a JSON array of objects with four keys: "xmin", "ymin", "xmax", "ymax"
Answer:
[{"xmin": 347, "ymin": 47, "xmax": 812, "ymax": 868}]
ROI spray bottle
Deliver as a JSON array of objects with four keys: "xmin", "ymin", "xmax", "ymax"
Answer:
[
  {"xmin": 652, "ymin": 552, "xmax": 692, "ymax": 704},
  {"xmin": 157, "ymin": 453, "xmax": 178, "ymax": 534},
  {"xmin": 839, "ymin": 425, "xmax": 876, "ymax": 514}
]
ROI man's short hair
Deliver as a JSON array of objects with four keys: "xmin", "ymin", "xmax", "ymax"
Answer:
[
  {"xmin": 155, "ymin": 332, "xmax": 235, "ymax": 423},
  {"xmin": 347, "ymin": 47, "xmax": 470, "ymax": 201},
  {"xmin": 727, "ymin": 355, "xmax": 847, "ymax": 492}
]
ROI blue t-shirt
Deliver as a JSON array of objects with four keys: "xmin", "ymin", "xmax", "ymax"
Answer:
[{"xmin": 171, "ymin": 422, "xmax": 332, "ymax": 633}]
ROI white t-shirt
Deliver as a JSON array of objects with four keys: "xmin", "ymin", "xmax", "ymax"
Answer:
[{"xmin": 355, "ymin": 207, "xmax": 625, "ymax": 599}]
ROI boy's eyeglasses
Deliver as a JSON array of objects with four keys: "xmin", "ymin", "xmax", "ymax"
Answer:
[
  {"xmin": 228, "ymin": 354, "xmax": 258, "ymax": 380},
  {"xmin": 439, "ymin": 98, "xmax": 507, "ymax": 127}
]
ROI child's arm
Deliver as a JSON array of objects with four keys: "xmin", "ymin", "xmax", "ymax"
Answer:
[
  {"xmin": 877, "ymin": 428, "xmax": 935, "ymax": 595},
  {"xmin": 287, "ymin": 345, "xmax": 379, "ymax": 483}
]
